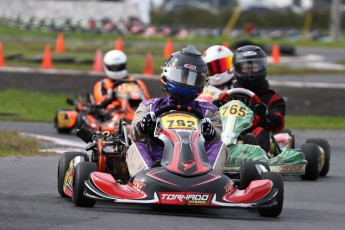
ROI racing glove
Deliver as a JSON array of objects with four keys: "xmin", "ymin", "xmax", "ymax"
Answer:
[
  {"xmin": 201, "ymin": 118, "xmax": 216, "ymax": 141},
  {"xmin": 259, "ymin": 113, "xmax": 282, "ymax": 131},
  {"xmin": 252, "ymin": 102, "xmax": 268, "ymax": 118},
  {"xmin": 139, "ymin": 111, "xmax": 157, "ymax": 134}
]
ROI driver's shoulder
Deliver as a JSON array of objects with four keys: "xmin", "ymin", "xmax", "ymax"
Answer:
[
  {"xmin": 196, "ymin": 101, "xmax": 219, "ymax": 114},
  {"xmin": 142, "ymin": 97, "xmax": 163, "ymax": 108}
]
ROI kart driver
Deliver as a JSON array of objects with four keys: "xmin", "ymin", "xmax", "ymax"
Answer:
[
  {"xmin": 216, "ymin": 45, "xmax": 286, "ymax": 153},
  {"xmin": 126, "ymin": 45, "xmax": 227, "ymax": 177},
  {"xmin": 196, "ymin": 45, "xmax": 234, "ymax": 103},
  {"xmin": 93, "ymin": 50, "xmax": 151, "ymax": 120}
]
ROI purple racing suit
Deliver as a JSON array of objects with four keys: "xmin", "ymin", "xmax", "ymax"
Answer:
[{"xmin": 126, "ymin": 95, "xmax": 227, "ymax": 177}]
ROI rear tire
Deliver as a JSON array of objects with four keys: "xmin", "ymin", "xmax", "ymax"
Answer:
[
  {"xmin": 300, "ymin": 143, "xmax": 320, "ymax": 181},
  {"xmin": 57, "ymin": 152, "xmax": 89, "ymax": 197},
  {"xmin": 72, "ymin": 162, "xmax": 98, "ymax": 207},
  {"xmin": 239, "ymin": 161, "xmax": 269, "ymax": 190},
  {"xmin": 259, "ymin": 172, "xmax": 284, "ymax": 217},
  {"xmin": 306, "ymin": 138, "xmax": 330, "ymax": 177}
]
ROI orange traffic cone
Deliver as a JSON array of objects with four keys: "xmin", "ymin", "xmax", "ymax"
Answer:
[
  {"xmin": 55, "ymin": 33, "xmax": 65, "ymax": 53},
  {"xmin": 143, "ymin": 52, "xmax": 154, "ymax": 76},
  {"xmin": 164, "ymin": 38, "xmax": 173, "ymax": 59},
  {"xmin": 222, "ymin": 41, "xmax": 230, "ymax": 49},
  {"xmin": 271, "ymin": 43, "xmax": 280, "ymax": 64},
  {"xmin": 114, "ymin": 37, "xmax": 123, "ymax": 51},
  {"xmin": 0, "ymin": 42, "xmax": 5, "ymax": 67},
  {"xmin": 93, "ymin": 49, "xmax": 103, "ymax": 72},
  {"xmin": 41, "ymin": 45, "xmax": 53, "ymax": 69}
]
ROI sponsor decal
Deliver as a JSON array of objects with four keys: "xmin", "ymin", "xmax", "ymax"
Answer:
[
  {"xmin": 243, "ymin": 51, "xmax": 257, "ymax": 56},
  {"xmin": 133, "ymin": 178, "xmax": 146, "ymax": 190},
  {"xmin": 280, "ymin": 164, "xmax": 305, "ymax": 172},
  {"xmin": 159, "ymin": 192, "xmax": 212, "ymax": 205},
  {"xmin": 181, "ymin": 160, "xmax": 195, "ymax": 171},
  {"xmin": 63, "ymin": 161, "xmax": 74, "ymax": 191},
  {"xmin": 224, "ymin": 182, "xmax": 234, "ymax": 194},
  {"xmin": 184, "ymin": 64, "xmax": 196, "ymax": 69}
]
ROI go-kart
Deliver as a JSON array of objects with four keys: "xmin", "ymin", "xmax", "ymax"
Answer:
[
  {"xmin": 219, "ymin": 88, "xmax": 330, "ymax": 180},
  {"xmin": 57, "ymin": 117, "xmax": 131, "ymax": 205},
  {"xmin": 60, "ymin": 105, "xmax": 284, "ymax": 217},
  {"xmin": 54, "ymin": 80, "xmax": 146, "ymax": 134}
]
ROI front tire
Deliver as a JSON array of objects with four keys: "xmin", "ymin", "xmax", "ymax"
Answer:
[
  {"xmin": 306, "ymin": 138, "xmax": 330, "ymax": 177},
  {"xmin": 72, "ymin": 162, "xmax": 98, "ymax": 207},
  {"xmin": 259, "ymin": 172, "xmax": 284, "ymax": 217},
  {"xmin": 300, "ymin": 143, "xmax": 320, "ymax": 181},
  {"xmin": 239, "ymin": 161, "xmax": 269, "ymax": 190},
  {"xmin": 57, "ymin": 152, "xmax": 89, "ymax": 197}
]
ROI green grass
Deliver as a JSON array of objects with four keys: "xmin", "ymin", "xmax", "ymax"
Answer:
[
  {"xmin": 0, "ymin": 89, "xmax": 72, "ymax": 122},
  {"xmin": 285, "ymin": 116, "xmax": 345, "ymax": 130},
  {"xmin": 1, "ymin": 24, "xmax": 345, "ymax": 48},
  {"xmin": 1, "ymin": 24, "xmax": 345, "ymax": 75},
  {"xmin": 0, "ymin": 130, "xmax": 57, "ymax": 157},
  {"xmin": 0, "ymin": 89, "xmax": 345, "ymax": 130}
]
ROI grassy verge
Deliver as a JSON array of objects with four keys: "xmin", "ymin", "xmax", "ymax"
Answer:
[
  {"xmin": 0, "ymin": 130, "xmax": 57, "ymax": 157},
  {"xmin": 1, "ymin": 24, "xmax": 345, "ymax": 48},
  {"xmin": 1, "ymin": 89, "xmax": 345, "ymax": 130},
  {"xmin": 1, "ymin": 24, "xmax": 345, "ymax": 75},
  {"xmin": 0, "ymin": 89, "xmax": 72, "ymax": 122}
]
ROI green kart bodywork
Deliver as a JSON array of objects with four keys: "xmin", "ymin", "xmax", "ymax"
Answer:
[{"xmin": 220, "ymin": 100, "xmax": 307, "ymax": 176}]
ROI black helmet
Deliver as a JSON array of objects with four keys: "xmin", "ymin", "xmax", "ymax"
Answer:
[
  {"xmin": 233, "ymin": 45, "xmax": 267, "ymax": 86},
  {"xmin": 161, "ymin": 45, "xmax": 208, "ymax": 102}
]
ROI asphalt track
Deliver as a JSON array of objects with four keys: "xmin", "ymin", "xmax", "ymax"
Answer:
[{"xmin": 0, "ymin": 121, "xmax": 345, "ymax": 230}]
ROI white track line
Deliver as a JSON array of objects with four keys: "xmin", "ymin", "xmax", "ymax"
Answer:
[{"xmin": 22, "ymin": 132, "xmax": 85, "ymax": 148}]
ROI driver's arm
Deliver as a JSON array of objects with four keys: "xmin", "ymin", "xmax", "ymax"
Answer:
[
  {"xmin": 205, "ymin": 109, "xmax": 222, "ymax": 141},
  {"xmin": 130, "ymin": 102, "xmax": 151, "ymax": 142},
  {"xmin": 93, "ymin": 79, "xmax": 114, "ymax": 108},
  {"xmin": 259, "ymin": 95, "xmax": 285, "ymax": 133}
]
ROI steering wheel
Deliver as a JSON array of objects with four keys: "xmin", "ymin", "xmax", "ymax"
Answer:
[
  {"xmin": 220, "ymin": 88, "xmax": 261, "ymax": 106},
  {"xmin": 219, "ymin": 88, "xmax": 262, "ymax": 127},
  {"xmin": 154, "ymin": 105, "xmax": 204, "ymax": 120}
]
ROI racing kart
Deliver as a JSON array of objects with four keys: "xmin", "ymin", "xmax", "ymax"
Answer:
[
  {"xmin": 219, "ymin": 88, "xmax": 330, "ymax": 180},
  {"xmin": 54, "ymin": 80, "xmax": 146, "ymax": 134},
  {"xmin": 57, "ymin": 117, "xmax": 131, "ymax": 203},
  {"xmin": 58, "ymin": 105, "xmax": 284, "ymax": 217}
]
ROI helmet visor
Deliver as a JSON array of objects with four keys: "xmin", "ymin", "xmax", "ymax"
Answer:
[
  {"xmin": 163, "ymin": 66, "xmax": 207, "ymax": 88},
  {"xmin": 207, "ymin": 56, "xmax": 233, "ymax": 76},
  {"xmin": 234, "ymin": 58, "xmax": 267, "ymax": 76},
  {"xmin": 105, "ymin": 63, "xmax": 127, "ymax": 72}
]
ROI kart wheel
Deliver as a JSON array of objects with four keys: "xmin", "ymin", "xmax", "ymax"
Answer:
[
  {"xmin": 306, "ymin": 138, "xmax": 331, "ymax": 177},
  {"xmin": 57, "ymin": 152, "xmax": 89, "ymax": 198},
  {"xmin": 259, "ymin": 172, "xmax": 284, "ymax": 217},
  {"xmin": 239, "ymin": 161, "xmax": 269, "ymax": 190},
  {"xmin": 300, "ymin": 143, "xmax": 320, "ymax": 181},
  {"xmin": 72, "ymin": 162, "xmax": 97, "ymax": 207},
  {"xmin": 75, "ymin": 113, "xmax": 83, "ymax": 129}
]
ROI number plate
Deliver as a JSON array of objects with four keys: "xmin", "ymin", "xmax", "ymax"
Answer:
[
  {"xmin": 220, "ymin": 102, "xmax": 247, "ymax": 117},
  {"xmin": 161, "ymin": 113, "xmax": 198, "ymax": 130}
]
